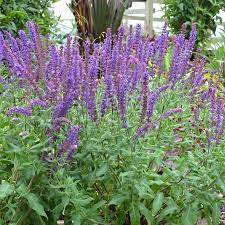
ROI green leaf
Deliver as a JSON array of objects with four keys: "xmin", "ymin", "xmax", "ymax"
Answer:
[
  {"xmin": 129, "ymin": 203, "xmax": 140, "ymax": 225},
  {"xmin": 217, "ymin": 179, "xmax": 225, "ymax": 193},
  {"xmin": 25, "ymin": 193, "xmax": 47, "ymax": 218},
  {"xmin": 90, "ymin": 200, "xmax": 105, "ymax": 212},
  {"xmin": 109, "ymin": 193, "xmax": 128, "ymax": 206},
  {"xmin": 71, "ymin": 214, "xmax": 81, "ymax": 225},
  {"xmin": 96, "ymin": 164, "xmax": 108, "ymax": 177},
  {"xmin": 158, "ymin": 204, "xmax": 178, "ymax": 222},
  {"xmin": 0, "ymin": 14, "xmax": 6, "ymax": 20},
  {"xmin": 138, "ymin": 203, "xmax": 155, "ymax": 225},
  {"xmin": 0, "ymin": 182, "xmax": 14, "ymax": 200},
  {"xmin": 152, "ymin": 192, "xmax": 164, "ymax": 216},
  {"xmin": 116, "ymin": 207, "xmax": 126, "ymax": 225},
  {"xmin": 212, "ymin": 203, "xmax": 221, "ymax": 225},
  {"xmin": 181, "ymin": 205, "xmax": 198, "ymax": 225}
]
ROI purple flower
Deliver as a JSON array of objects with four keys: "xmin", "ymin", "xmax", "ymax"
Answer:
[
  {"xmin": 6, "ymin": 107, "xmax": 32, "ymax": 117},
  {"xmin": 160, "ymin": 108, "xmax": 183, "ymax": 119},
  {"xmin": 209, "ymin": 87, "xmax": 216, "ymax": 127},
  {"xmin": 146, "ymin": 85, "xmax": 169, "ymax": 122},
  {"xmin": 134, "ymin": 122, "xmax": 152, "ymax": 139},
  {"xmin": 58, "ymin": 125, "xmax": 82, "ymax": 160},
  {"xmin": 84, "ymin": 44, "xmax": 99, "ymax": 122},
  {"xmin": 52, "ymin": 96, "xmax": 74, "ymax": 130},
  {"xmin": 30, "ymin": 99, "xmax": 48, "ymax": 108},
  {"xmin": 140, "ymin": 70, "xmax": 149, "ymax": 122},
  {"xmin": 169, "ymin": 24, "xmax": 197, "ymax": 84},
  {"xmin": 154, "ymin": 24, "xmax": 169, "ymax": 75},
  {"xmin": 0, "ymin": 32, "xmax": 4, "ymax": 64},
  {"xmin": 6, "ymin": 32, "xmax": 19, "ymax": 52},
  {"xmin": 133, "ymin": 24, "xmax": 142, "ymax": 50}
]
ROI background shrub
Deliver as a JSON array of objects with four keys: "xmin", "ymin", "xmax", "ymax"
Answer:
[
  {"xmin": 0, "ymin": 0, "xmax": 59, "ymax": 35},
  {"xmin": 163, "ymin": 0, "xmax": 225, "ymax": 46}
]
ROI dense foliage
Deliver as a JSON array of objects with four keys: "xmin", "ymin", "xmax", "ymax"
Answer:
[
  {"xmin": 69, "ymin": 0, "xmax": 132, "ymax": 42},
  {"xmin": 206, "ymin": 32, "xmax": 225, "ymax": 82},
  {"xmin": 0, "ymin": 22, "xmax": 225, "ymax": 224},
  {"xmin": 0, "ymin": 0, "xmax": 59, "ymax": 35},
  {"xmin": 163, "ymin": 0, "xmax": 225, "ymax": 45}
]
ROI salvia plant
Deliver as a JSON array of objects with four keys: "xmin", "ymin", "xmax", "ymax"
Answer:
[{"xmin": 0, "ymin": 22, "xmax": 225, "ymax": 225}]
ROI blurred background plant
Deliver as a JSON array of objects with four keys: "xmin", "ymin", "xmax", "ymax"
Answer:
[
  {"xmin": 69, "ymin": 0, "xmax": 132, "ymax": 42},
  {"xmin": 163, "ymin": 0, "xmax": 225, "ymax": 46},
  {"xmin": 205, "ymin": 29, "xmax": 225, "ymax": 80},
  {"xmin": 0, "ymin": 0, "xmax": 60, "ymax": 35}
]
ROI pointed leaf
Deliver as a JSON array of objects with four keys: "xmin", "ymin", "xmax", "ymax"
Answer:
[
  {"xmin": 129, "ymin": 203, "xmax": 140, "ymax": 225},
  {"xmin": 152, "ymin": 192, "xmax": 164, "ymax": 216},
  {"xmin": 25, "ymin": 193, "xmax": 47, "ymax": 218},
  {"xmin": 72, "ymin": 214, "xmax": 81, "ymax": 225},
  {"xmin": 158, "ymin": 204, "xmax": 178, "ymax": 222},
  {"xmin": 0, "ymin": 182, "xmax": 14, "ymax": 200},
  {"xmin": 109, "ymin": 193, "xmax": 128, "ymax": 206},
  {"xmin": 181, "ymin": 205, "xmax": 198, "ymax": 225},
  {"xmin": 138, "ymin": 203, "xmax": 155, "ymax": 225},
  {"xmin": 116, "ymin": 207, "xmax": 126, "ymax": 225},
  {"xmin": 212, "ymin": 203, "xmax": 221, "ymax": 225},
  {"xmin": 217, "ymin": 179, "xmax": 225, "ymax": 193}
]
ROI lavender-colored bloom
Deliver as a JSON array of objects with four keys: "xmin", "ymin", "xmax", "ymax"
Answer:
[
  {"xmin": 160, "ymin": 108, "xmax": 183, "ymax": 119},
  {"xmin": 66, "ymin": 126, "xmax": 82, "ymax": 160},
  {"xmin": 209, "ymin": 87, "xmax": 216, "ymax": 127},
  {"xmin": 169, "ymin": 25, "xmax": 197, "ymax": 84},
  {"xmin": 140, "ymin": 70, "xmax": 149, "ymax": 122},
  {"xmin": 84, "ymin": 44, "xmax": 99, "ymax": 122},
  {"xmin": 205, "ymin": 130, "xmax": 211, "ymax": 149},
  {"xmin": 117, "ymin": 26, "xmax": 125, "ymax": 52},
  {"xmin": 46, "ymin": 44, "xmax": 59, "ymax": 77},
  {"xmin": 53, "ymin": 117, "xmax": 72, "ymax": 132},
  {"xmin": 200, "ymin": 91, "xmax": 209, "ymax": 103},
  {"xmin": 18, "ymin": 30, "xmax": 29, "ymax": 46},
  {"xmin": 6, "ymin": 32, "xmax": 19, "ymax": 52},
  {"xmin": 134, "ymin": 122, "xmax": 152, "ymax": 139},
  {"xmin": 146, "ymin": 85, "xmax": 169, "ymax": 122},
  {"xmin": 6, "ymin": 107, "xmax": 32, "ymax": 117},
  {"xmin": 27, "ymin": 21, "xmax": 44, "ymax": 81},
  {"xmin": 154, "ymin": 24, "xmax": 169, "ymax": 75},
  {"xmin": 193, "ymin": 107, "xmax": 199, "ymax": 122},
  {"xmin": 0, "ymin": 32, "xmax": 4, "ymax": 64},
  {"xmin": 100, "ymin": 64, "xmax": 113, "ymax": 116},
  {"xmin": 27, "ymin": 21, "xmax": 37, "ymax": 44},
  {"xmin": 58, "ymin": 125, "xmax": 82, "ymax": 160},
  {"xmin": 146, "ymin": 92, "xmax": 158, "ymax": 122},
  {"xmin": 52, "ymin": 95, "xmax": 74, "ymax": 130},
  {"xmin": 143, "ymin": 41, "xmax": 155, "ymax": 64},
  {"xmin": 129, "ymin": 62, "xmax": 142, "ymax": 94},
  {"xmin": 125, "ymin": 26, "xmax": 134, "ymax": 58},
  {"xmin": 133, "ymin": 24, "xmax": 142, "ymax": 50},
  {"xmin": 30, "ymin": 99, "xmax": 48, "ymax": 108},
  {"xmin": 221, "ymin": 204, "xmax": 225, "ymax": 213}
]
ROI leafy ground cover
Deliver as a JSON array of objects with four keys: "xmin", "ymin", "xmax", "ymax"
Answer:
[{"xmin": 0, "ymin": 22, "xmax": 225, "ymax": 224}]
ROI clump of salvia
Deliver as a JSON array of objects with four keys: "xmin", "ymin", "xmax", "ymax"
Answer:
[{"xmin": 1, "ymin": 21, "xmax": 225, "ymax": 161}]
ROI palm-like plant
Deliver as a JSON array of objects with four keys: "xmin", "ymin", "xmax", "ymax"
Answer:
[{"xmin": 69, "ymin": 0, "xmax": 132, "ymax": 42}]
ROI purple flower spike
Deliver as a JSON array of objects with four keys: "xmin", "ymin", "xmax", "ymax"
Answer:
[
  {"xmin": 134, "ymin": 122, "xmax": 152, "ymax": 139},
  {"xmin": 6, "ymin": 107, "xmax": 32, "ymax": 117},
  {"xmin": 30, "ymin": 99, "xmax": 48, "ymax": 108},
  {"xmin": 161, "ymin": 108, "xmax": 183, "ymax": 119},
  {"xmin": 57, "ymin": 125, "xmax": 82, "ymax": 160},
  {"xmin": 0, "ymin": 32, "xmax": 4, "ymax": 64}
]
